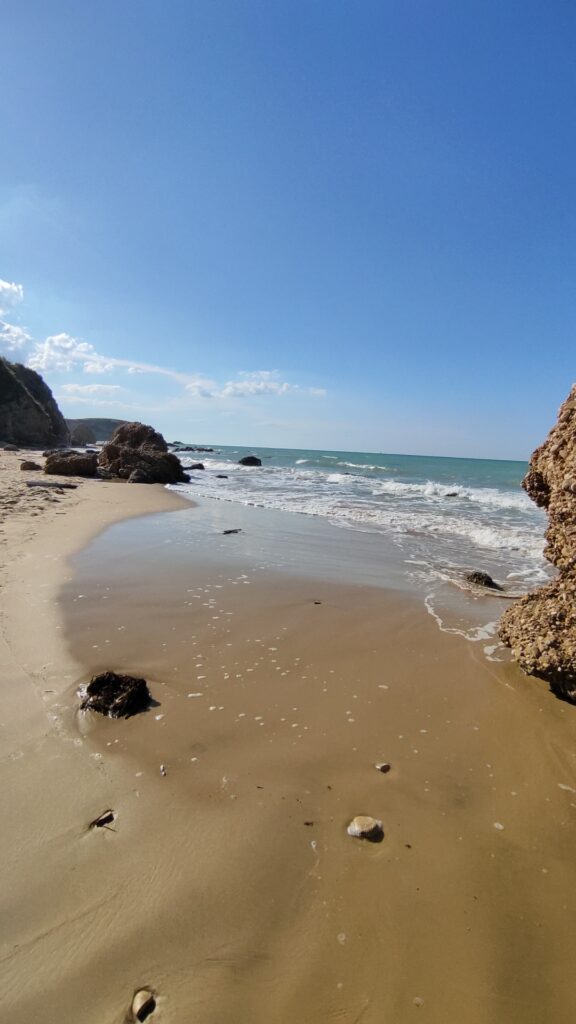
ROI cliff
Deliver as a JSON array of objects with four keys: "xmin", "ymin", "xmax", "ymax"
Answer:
[
  {"xmin": 0, "ymin": 357, "xmax": 69, "ymax": 448},
  {"xmin": 499, "ymin": 385, "xmax": 576, "ymax": 702}
]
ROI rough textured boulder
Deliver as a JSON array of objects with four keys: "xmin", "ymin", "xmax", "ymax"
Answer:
[
  {"xmin": 499, "ymin": 385, "xmax": 576, "ymax": 702},
  {"xmin": 20, "ymin": 460, "xmax": 41, "ymax": 471},
  {"xmin": 238, "ymin": 455, "xmax": 262, "ymax": 467},
  {"xmin": 45, "ymin": 450, "xmax": 98, "ymax": 477},
  {"xmin": 81, "ymin": 671, "xmax": 152, "ymax": 718},
  {"xmin": 0, "ymin": 357, "xmax": 69, "ymax": 448},
  {"xmin": 69, "ymin": 422, "xmax": 97, "ymax": 445},
  {"xmin": 98, "ymin": 422, "xmax": 190, "ymax": 484}
]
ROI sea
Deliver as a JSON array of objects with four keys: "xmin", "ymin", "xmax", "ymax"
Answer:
[{"xmin": 172, "ymin": 444, "xmax": 549, "ymax": 598}]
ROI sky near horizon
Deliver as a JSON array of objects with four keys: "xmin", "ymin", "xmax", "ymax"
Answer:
[{"xmin": 1, "ymin": 1, "xmax": 574, "ymax": 459}]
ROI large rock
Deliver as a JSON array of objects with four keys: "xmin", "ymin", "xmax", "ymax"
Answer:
[
  {"xmin": 98, "ymin": 421, "xmax": 189, "ymax": 484},
  {"xmin": 45, "ymin": 450, "xmax": 98, "ymax": 477},
  {"xmin": 499, "ymin": 385, "xmax": 576, "ymax": 702},
  {"xmin": 69, "ymin": 422, "xmax": 97, "ymax": 445},
  {"xmin": 0, "ymin": 357, "xmax": 69, "ymax": 448}
]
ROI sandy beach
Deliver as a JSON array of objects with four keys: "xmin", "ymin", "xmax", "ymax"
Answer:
[{"xmin": 2, "ymin": 449, "xmax": 576, "ymax": 1024}]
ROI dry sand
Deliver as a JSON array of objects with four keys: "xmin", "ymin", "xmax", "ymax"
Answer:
[{"xmin": 2, "ymin": 449, "xmax": 576, "ymax": 1023}]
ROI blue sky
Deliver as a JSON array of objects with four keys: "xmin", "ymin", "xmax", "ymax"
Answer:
[{"xmin": 1, "ymin": 0, "xmax": 574, "ymax": 458}]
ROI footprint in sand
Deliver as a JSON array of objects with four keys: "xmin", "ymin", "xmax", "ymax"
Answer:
[{"xmin": 128, "ymin": 988, "xmax": 157, "ymax": 1022}]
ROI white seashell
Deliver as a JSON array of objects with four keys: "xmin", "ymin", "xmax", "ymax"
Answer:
[{"xmin": 347, "ymin": 816, "xmax": 384, "ymax": 842}]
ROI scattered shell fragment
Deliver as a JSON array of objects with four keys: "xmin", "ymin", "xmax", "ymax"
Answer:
[
  {"xmin": 347, "ymin": 816, "xmax": 384, "ymax": 842},
  {"xmin": 159, "ymin": 764, "xmax": 167, "ymax": 777},
  {"xmin": 89, "ymin": 809, "xmax": 116, "ymax": 830},
  {"xmin": 375, "ymin": 762, "xmax": 391, "ymax": 774},
  {"xmin": 128, "ymin": 987, "xmax": 157, "ymax": 1022}
]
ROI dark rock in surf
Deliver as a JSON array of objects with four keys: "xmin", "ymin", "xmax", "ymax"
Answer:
[
  {"xmin": 189, "ymin": 462, "xmax": 205, "ymax": 470},
  {"xmin": 465, "ymin": 570, "xmax": 502, "ymax": 590},
  {"xmin": 238, "ymin": 455, "xmax": 262, "ymax": 467},
  {"xmin": 81, "ymin": 671, "xmax": 152, "ymax": 718}
]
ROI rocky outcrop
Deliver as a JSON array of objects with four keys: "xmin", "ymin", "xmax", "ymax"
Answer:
[
  {"xmin": 65, "ymin": 417, "xmax": 126, "ymax": 442},
  {"xmin": 0, "ymin": 357, "xmax": 69, "ymax": 448},
  {"xmin": 44, "ymin": 450, "xmax": 98, "ymax": 477},
  {"xmin": 98, "ymin": 422, "xmax": 190, "ymax": 484},
  {"xmin": 69, "ymin": 423, "xmax": 97, "ymax": 445},
  {"xmin": 499, "ymin": 385, "xmax": 576, "ymax": 702}
]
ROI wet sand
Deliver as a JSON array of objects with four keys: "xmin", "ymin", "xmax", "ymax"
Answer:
[{"xmin": 2, "ymin": 459, "xmax": 576, "ymax": 1023}]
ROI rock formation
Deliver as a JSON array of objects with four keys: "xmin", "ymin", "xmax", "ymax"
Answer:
[
  {"xmin": 65, "ymin": 417, "xmax": 126, "ymax": 442},
  {"xmin": 499, "ymin": 385, "xmax": 576, "ymax": 702},
  {"xmin": 69, "ymin": 422, "xmax": 97, "ymax": 445},
  {"xmin": 98, "ymin": 421, "xmax": 190, "ymax": 483},
  {"xmin": 0, "ymin": 357, "xmax": 69, "ymax": 448}
]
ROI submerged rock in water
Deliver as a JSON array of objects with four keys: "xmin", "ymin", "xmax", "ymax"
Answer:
[
  {"xmin": 81, "ymin": 671, "xmax": 152, "ymax": 718},
  {"xmin": 238, "ymin": 455, "xmax": 262, "ymax": 466},
  {"xmin": 347, "ymin": 816, "xmax": 384, "ymax": 842},
  {"xmin": 499, "ymin": 384, "xmax": 576, "ymax": 703},
  {"xmin": 465, "ymin": 570, "xmax": 502, "ymax": 590}
]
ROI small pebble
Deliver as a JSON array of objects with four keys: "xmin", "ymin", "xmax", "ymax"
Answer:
[{"xmin": 160, "ymin": 764, "xmax": 167, "ymax": 777}]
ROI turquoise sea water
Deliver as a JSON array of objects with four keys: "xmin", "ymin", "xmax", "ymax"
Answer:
[{"xmin": 171, "ymin": 444, "xmax": 549, "ymax": 589}]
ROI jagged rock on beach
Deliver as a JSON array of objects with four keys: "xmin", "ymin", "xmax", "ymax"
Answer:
[
  {"xmin": 347, "ymin": 816, "xmax": 384, "ymax": 842},
  {"xmin": 465, "ymin": 570, "xmax": 502, "ymax": 590},
  {"xmin": 20, "ymin": 460, "xmax": 41, "ymax": 471},
  {"xmin": 81, "ymin": 671, "xmax": 152, "ymax": 718},
  {"xmin": 499, "ymin": 384, "xmax": 576, "ymax": 702},
  {"xmin": 98, "ymin": 421, "xmax": 190, "ymax": 484},
  {"xmin": 44, "ymin": 450, "xmax": 98, "ymax": 477},
  {"xmin": 238, "ymin": 455, "xmax": 262, "ymax": 467}
]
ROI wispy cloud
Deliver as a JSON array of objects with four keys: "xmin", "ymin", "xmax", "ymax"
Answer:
[
  {"xmin": 0, "ymin": 279, "xmax": 326, "ymax": 402},
  {"xmin": 59, "ymin": 383, "xmax": 126, "ymax": 396}
]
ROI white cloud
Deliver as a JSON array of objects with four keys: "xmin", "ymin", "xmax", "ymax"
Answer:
[
  {"xmin": 59, "ymin": 383, "xmax": 126, "ymax": 396},
  {"xmin": 0, "ymin": 279, "xmax": 24, "ymax": 316},
  {"xmin": 183, "ymin": 369, "xmax": 325, "ymax": 400},
  {"xmin": 27, "ymin": 332, "xmax": 96, "ymax": 372},
  {"xmin": 0, "ymin": 320, "xmax": 31, "ymax": 352}
]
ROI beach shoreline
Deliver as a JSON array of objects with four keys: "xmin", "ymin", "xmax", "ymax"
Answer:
[{"xmin": 2, "ymin": 450, "xmax": 576, "ymax": 1023}]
